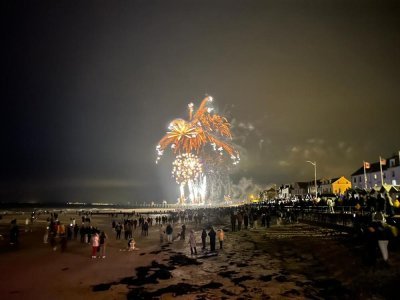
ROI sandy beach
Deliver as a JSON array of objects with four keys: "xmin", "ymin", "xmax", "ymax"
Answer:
[{"xmin": 1, "ymin": 209, "xmax": 400, "ymax": 299}]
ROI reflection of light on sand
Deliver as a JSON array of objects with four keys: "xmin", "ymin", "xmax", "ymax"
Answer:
[{"xmin": 83, "ymin": 208, "xmax": 178, "ymax": 214}]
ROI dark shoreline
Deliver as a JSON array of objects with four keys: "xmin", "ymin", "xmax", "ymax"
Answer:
[{"xmin": 0, "ymin": 202, "xmax": 170, "ymax": 210}]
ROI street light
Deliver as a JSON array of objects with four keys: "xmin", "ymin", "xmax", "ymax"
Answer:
[{"xmin": 306, "ymin": 161, "xmax": 317, "ymax": 199}]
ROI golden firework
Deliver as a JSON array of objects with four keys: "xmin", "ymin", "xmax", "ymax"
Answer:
[
  {"xmin": 171, "ymin": 153, "xmax": 202, "ymax": 185},
  {"xmin": 156, "ymin": 96, "xmax": 239, "ymax": 162}
]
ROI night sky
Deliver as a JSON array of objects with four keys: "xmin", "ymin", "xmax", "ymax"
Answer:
[{"xmin": 3, "ymin": 0, "xmax": 400, "ymax": 203}]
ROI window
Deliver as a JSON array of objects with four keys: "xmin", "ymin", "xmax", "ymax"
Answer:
[
  {"xmin": 353, "ymin": 177, "xmax": 356, "ymax": 183},
  {"xmin": 393, "ymin": 171, "xmax": 396, "ymax": 177},
  {"xmin": 390, "ymin": 159, "xmax": 395, "ymax": 167}
]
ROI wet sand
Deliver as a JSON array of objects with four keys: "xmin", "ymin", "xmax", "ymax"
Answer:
[{"xmin": 1, "ymin": 211, "xmax": 399, "ymax": 299}]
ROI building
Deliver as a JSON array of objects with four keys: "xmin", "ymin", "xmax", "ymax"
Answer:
[
  {"xmin": 292, "ymin": 182, "xmax": 309, "ymax": 198},
  {"xmin": 277, "ymin": 184, "xmax": 292, "ymax": 199},
  {"xmin": 320, "ymin": 176, "xmax": 351, "ymax": 195},
  {"xmin": 351, "ymin": 154, "xmax": 400, "ymax": 189},
  {"xmin": 306, "ymin": 179, "xmax": 321, "ymax": 197}
]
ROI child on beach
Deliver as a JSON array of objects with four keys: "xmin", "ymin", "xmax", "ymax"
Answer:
[
  {"xmin": 91, "ymin": 232, "xmax": 99, "ymax": 258},
  {"xmin": 128, "ymin": 238, "xmax": 137, "ymax": 251}
]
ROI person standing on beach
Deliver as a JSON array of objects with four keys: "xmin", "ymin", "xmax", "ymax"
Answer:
[
  {"xmin": 99, "ymin": 231, "xmax": 107, "ymax": 258},
  {"xmin": 159, "ymin": 225, "xmax": 165, "ymax": 243},
  {"xmin": 79, "ymin": 224, "xmax": 85, "ymax": 243},
  {"xmin": 115, "ymin": 223, "xmax": 122, "ymax": 240},
  {"xmin": 166, "ymin": 223, "xmax": 173, "ymax": 243},
  {"xmin": 9, "ymin": 219, "xmax": 19, "ymax": 246},
  {"xmin": 230, "ymin": 213, "xmax": 236, "ymax": 232},
  {"xmin": 217, "ymin": 229, "xmax": 224, "ymax": 249},
  {"xmin": 91, "ymin": 232, "xmax": 100, "ymax": 258},
  {"xmin": 180, "ymin": 224, "xmax": 186, "ymax": 240},
  {"xmin": 49, "ymin": 227, "xmax": 57, "ymax": 251},
  {"xmin": 57, "ymin": 223, "xmax": 67, "ymax": 252},
  {"xmin": 266, "ymin": 211, "xmax": 271, "ymax": 228},
  {"xmin": 43, "ymin": 225, "xmax": 49, "ymax": 244},
  {"xmin": 244, "ymin": 212, "xmax": 249, "ymax": 230},
  {"xmin": 201, "ymin": 229, "xmax": 207, "ymax": 250},
  {"xmin": 237, "ymin": 212, "xmax": 243, "ymax": 231},
  {"xmin": 208, "ymin": 227, "xmax": 216, "ymax": 251},
  {"xmin": 188, "ymin": 230, "xmax": 197, "ymax": 255}
]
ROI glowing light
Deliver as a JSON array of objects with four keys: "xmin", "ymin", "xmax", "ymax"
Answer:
[
  {"xmin": 172, "ymin": 153, "xmax": 202, "ymax": 185},
  {"xmin": 156, "ymin": 96, "xmax": 239, "ymax": 162},
  {"xmin": 155, "ymin": 95, "xmax": 240, "ymax": 205},
  {"xmin": 171, "ymin": 153, "xmax": 207, "ymax": 205}
]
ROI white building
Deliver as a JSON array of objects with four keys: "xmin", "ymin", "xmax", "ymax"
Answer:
[
  {"xmin": 351, "ymin": 155, "xmax": 400, "ymax": 189},
  {"xmin": 277, "ymin": 184, "xmax": 292, "ymax": 199}
]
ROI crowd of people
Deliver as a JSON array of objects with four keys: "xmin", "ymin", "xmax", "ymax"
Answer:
[
  {"xmin": 5, "ymin": 196, "xmax": 400, "ymax": 268},
  {"xmin": 40, "ymin": 212, "xmax": 109, "ymax": 258}
]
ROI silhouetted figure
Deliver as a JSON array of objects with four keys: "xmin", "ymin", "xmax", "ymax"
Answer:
[
  {"xmin": 208, "ymin": 227, "xmax": 216, "ymax": 251},
  {"xmin": 201, "ymin": 229, "xmax": 207, "ymax": 250},
  {"xmin": 9, "ymin": 219, "xmax": 19, "ymax": 246}
]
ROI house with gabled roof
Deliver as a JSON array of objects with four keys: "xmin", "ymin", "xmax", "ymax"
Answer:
[
  {"xmin": 351, "ymin": 154, "xmax": 400, "ymax": 189},
  {"xmin": 320, "ymin": 176, "xmax": 351, "ymax": 195}
]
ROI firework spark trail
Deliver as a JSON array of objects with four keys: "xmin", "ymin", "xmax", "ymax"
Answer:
[
  {"xmin": 171, "ymin": 153, "xmax": 204, "ymax": 204},
  {"xmin": 156, "ymin": 96, "xmax": 240, "ymax": 204}
]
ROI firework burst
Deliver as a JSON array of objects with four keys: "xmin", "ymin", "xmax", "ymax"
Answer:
[
  {"xmin": 171, "ymin": 153, "xmax": 202, "ymax": 185},
  {"xmin": 156, "ymin": 95, "xmax": 240, "ymax": 205},
  {"xmin": 156, "ymin": 96, "xmax": 239, "ymax": 164},
  {"xmin": 171, "ymin": 153, "xmax": 206, "ymax": 205}
]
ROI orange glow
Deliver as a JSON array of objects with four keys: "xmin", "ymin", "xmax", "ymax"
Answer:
[{"xmin": 157, "ymin": 96, "xmax": 239, "ymax": 159}]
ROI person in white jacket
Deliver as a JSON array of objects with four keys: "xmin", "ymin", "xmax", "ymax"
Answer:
[{"xmin": 188, "ymin": 230, "xmax": 197, "ymax": 255}]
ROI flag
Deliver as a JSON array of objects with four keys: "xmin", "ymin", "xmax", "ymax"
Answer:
[
  {"xmin": 364, "ymin": 161, "xmax": 370, "ymax": 169},
  {"xmin": 380, "ymin": 157, "xmax": 386, "ymax": 165}
]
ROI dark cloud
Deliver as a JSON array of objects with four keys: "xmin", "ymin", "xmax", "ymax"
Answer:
[{"xmin": 3, "ymin": 0, "xmax": 400, "ymax": 203}]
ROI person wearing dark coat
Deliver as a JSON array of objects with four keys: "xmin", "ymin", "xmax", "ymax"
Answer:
[
  {"xmin": 180, "ymin": 224, "xmax": 186, "ymax": 240},
  {"xmin": 9, "ymin": 219, "xmax": 19, "ymax": 245},
  {"xmin": 231, "ymin": 213, "xmax": 236, "ymax": 232},
  {"xmin": 266, "ymin": 211, "xmax": 271, "ymax": 228},
  {"xmin": 166, "ymin": 223, "xmax": 173, "ymax": 243},
  {"xmin": 208, "ymin": 227, "xmax": 216, "ymax": 251},
  {"xmin": 243, "ymin": 213, "xmax": 249, "ymax": 229},
  {"xmin": 201, "ymin": 229, "xmax": 207, "ymax": 250}
]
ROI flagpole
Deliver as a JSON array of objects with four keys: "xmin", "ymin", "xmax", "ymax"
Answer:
[
  {"xmin": 363, "ymin": 161, "xmax": 367, "ymax": 189},
  {"xmin": 379, "ymin": 156, "xmax": 384, "ymax": 186}
]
